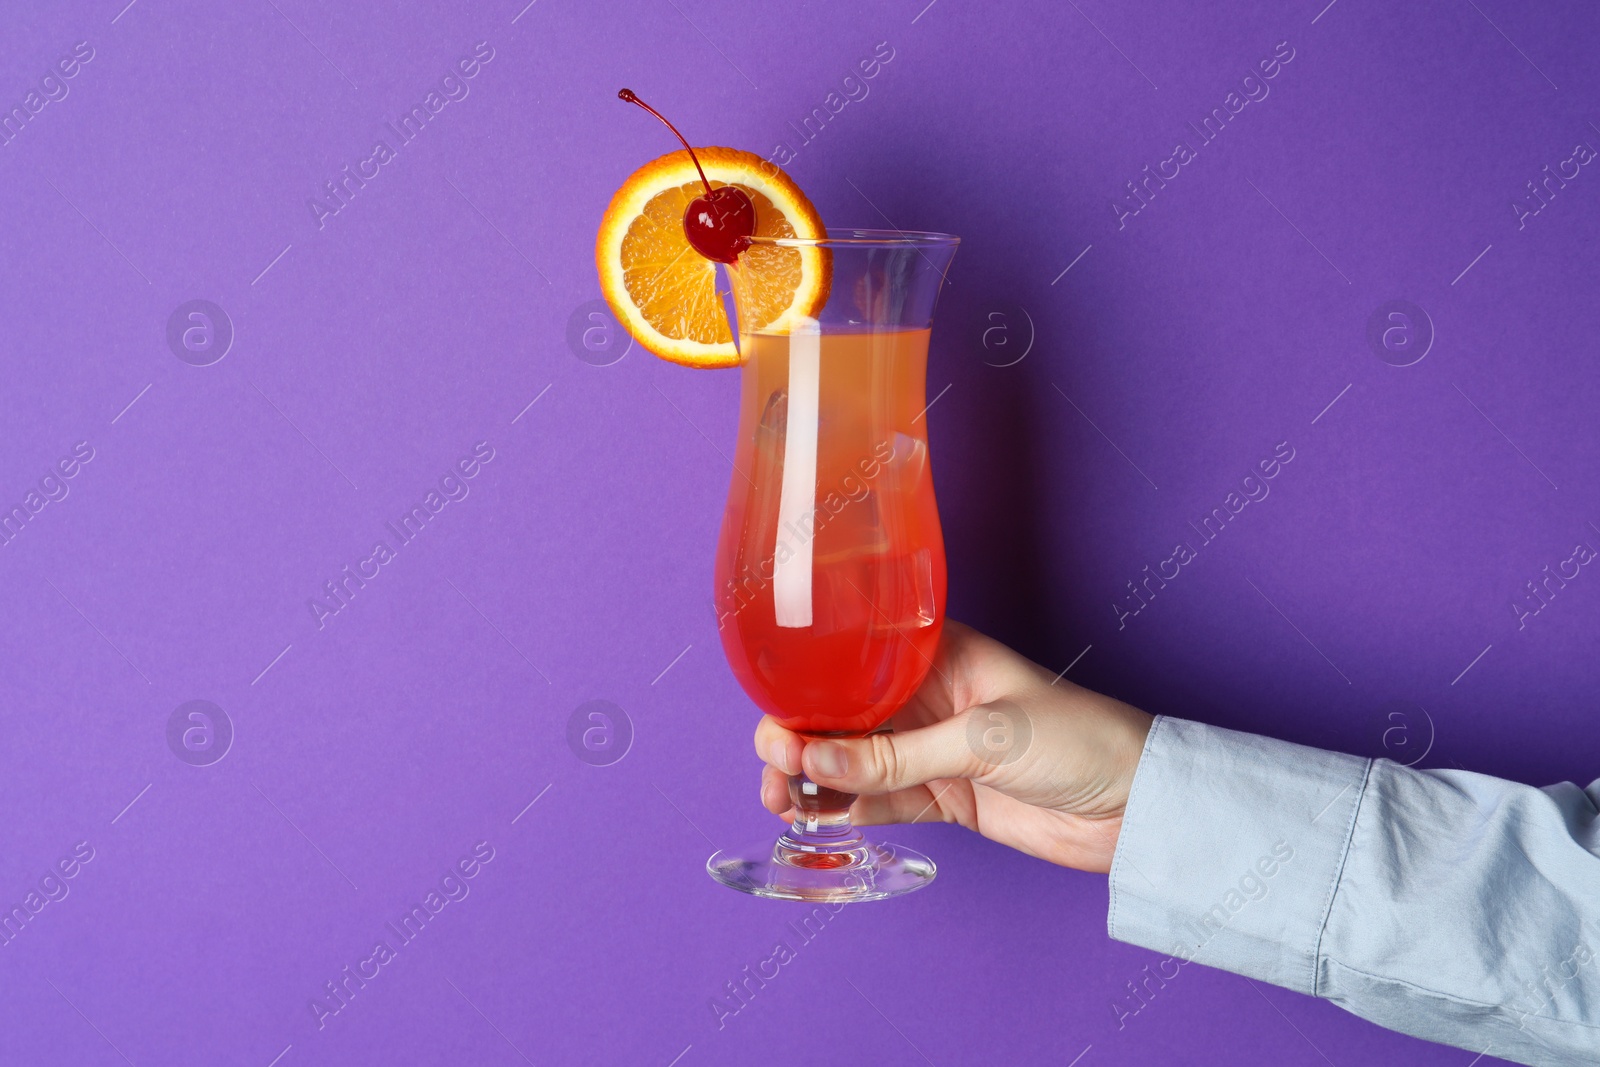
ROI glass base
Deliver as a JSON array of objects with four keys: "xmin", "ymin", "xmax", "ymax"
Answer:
[
  {"xmin": 708, "ymin": 773, "xmax": 936, "ymax": 902},
  {"xmin": 706, "ymin": 835, "xmax": 936, "ymax": 903}
]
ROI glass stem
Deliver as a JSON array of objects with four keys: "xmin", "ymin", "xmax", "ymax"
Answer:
[{"xmin": 781, "ymin": 773, "xmax": 864, "ymax": 853}]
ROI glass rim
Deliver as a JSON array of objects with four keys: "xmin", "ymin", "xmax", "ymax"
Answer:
[{"xmin": 744, "ymin": 227, "xmax": 960, "ymax": 249}]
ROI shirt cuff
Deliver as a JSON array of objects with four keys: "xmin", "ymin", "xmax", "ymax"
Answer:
[{"xmin": 1108, "ymin": 715, "xmax": 1372, "ymax": 994}]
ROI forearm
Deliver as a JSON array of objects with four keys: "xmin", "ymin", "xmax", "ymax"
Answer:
[{"xmin": 1108, "ymin": 716, "xmax": 1600, "ymax": 1067}]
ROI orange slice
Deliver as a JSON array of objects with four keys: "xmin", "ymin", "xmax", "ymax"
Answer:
[{"xmin": 596, "ymin": 147, "xmax": 829, "ymax": 368}]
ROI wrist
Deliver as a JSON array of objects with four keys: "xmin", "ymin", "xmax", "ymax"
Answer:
[{"xmin": 1111, "ymin": 708, "xmax": 1156, "ymax": 816}]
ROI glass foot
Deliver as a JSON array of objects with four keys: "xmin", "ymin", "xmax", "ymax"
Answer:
[
  {"xmin": 708, "ymin": 773, "xmax": 935, "ymax": 901},
  {"xmin": 706, "ymin": 835, "xmax": 936, "ymax": 902}
]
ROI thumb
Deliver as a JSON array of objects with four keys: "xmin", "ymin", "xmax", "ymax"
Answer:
[{"xmin": 800, "ymin": 707, "xmax": 1007, "ymax": 794}]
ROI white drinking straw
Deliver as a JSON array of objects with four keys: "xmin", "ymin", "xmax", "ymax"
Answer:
[{"xmin": 773, "ymin": 316, "xmax": 820, "ymax": 629}]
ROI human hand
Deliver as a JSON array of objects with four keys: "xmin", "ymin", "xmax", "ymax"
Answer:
[{"xmin": 754, "ymin": 620, "xmax": 1154, "ymax": 874}]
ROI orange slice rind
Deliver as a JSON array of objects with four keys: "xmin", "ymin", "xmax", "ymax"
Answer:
[{"xmin": 596, "ymin": 148, "xmax": 829, "ymax": 368}]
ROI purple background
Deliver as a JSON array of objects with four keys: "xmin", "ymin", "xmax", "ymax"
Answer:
[{"xmin": 1, "ymin": 0, "xmax": 1595, "ymax": 1063}]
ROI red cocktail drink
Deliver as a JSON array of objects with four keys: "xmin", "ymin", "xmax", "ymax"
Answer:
[{"xmin": 715, "ymin": 328, "xmax": 946, "ymax": 737}]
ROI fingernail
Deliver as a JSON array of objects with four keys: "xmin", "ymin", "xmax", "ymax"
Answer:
[
  {"xmin": 809, "ymin": 741, "xmax": 847, "ymax": 778},
  {"xmin": 779, "ymin": 738, "xmax": 800, "ymax": 776}
]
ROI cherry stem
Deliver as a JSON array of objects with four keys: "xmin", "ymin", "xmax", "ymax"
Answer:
[{"xmin": 617, "ymin": 88, "xmax": 714, "ymax": 197}]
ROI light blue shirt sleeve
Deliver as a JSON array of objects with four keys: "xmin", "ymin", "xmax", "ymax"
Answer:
[{"xmin": 1107, "ymin": 715, "xmax": 1600, "ymax": 1067}]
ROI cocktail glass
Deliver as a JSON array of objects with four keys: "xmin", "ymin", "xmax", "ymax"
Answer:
[{"xmin": 707, "ymin": 229, "xmax": 959, "ymax": 902}]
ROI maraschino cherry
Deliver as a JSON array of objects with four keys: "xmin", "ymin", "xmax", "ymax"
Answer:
[{"xmin": 619, "ymin": 89, "xmax": 756, "ymax": 263}]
